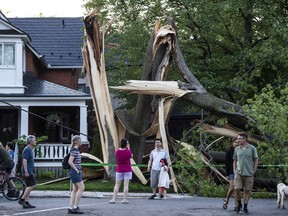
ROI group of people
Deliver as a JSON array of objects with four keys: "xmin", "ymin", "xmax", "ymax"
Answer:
[
  {"xmin": 223, "ymin": 132, "xmax": 259, "ymax": 215},
  {"xmin": 66, "ymin": 136, "xmax": 171, "ymax": 214},
  {"xmin": 1, "ymin": 132, "xmax": 258, "ymax": 215},
  {"xmin": 108, "ymin": 137, "xmax": 171, "ymax": 205}
]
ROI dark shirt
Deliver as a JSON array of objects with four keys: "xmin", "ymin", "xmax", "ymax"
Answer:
[
  {"xmin": 225, "ymin": 146, "xmax": 234, "ymax": 176},
  {"xmin": 0, "ymin": 146, "xmax": 13, "ymax": 164},
  {"xmin": 22, "ymin": 145, "xmax": 35, "ymax": 175}
]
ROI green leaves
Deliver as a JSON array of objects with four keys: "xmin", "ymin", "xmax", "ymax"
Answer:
[{"xmin": 244, "ymin": 84, "xmax": 288, "ymax": 183}]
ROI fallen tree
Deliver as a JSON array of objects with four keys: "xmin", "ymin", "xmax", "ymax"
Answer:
[{"xmin": 82, "ymin": 13, "xmax": 264, "ymax": 191}]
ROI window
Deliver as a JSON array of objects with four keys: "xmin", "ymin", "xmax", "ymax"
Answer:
[{"xmin": 0, "ymin": 43, "xmax": 15, "ymax": 66}]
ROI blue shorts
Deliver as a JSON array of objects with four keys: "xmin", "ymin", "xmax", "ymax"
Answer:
[
  {"xmin": 229, "ymin": 174, "xmax": 235, "ymax": 181},
  {"xmin": 69, "ymin": 169, "xmax": 82, "ymax": 183},
  {"xmin": 116, "ymin": 172, "xmax": 132, "ymax": 181}
]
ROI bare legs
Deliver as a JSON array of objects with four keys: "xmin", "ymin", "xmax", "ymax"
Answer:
[
  {"xmin": 123, "ymin": 179, "xmax": 129, "ymax": 202},
  {"xmin": 158, "ymin": 187, "xmax": 167, "ymax": 199},
  {"xmin": 243, "ymin": 189, "xmax": 250, "ymax": 205},
  {"xmin": 70, "ymin": 181, "xmax": 85, "ymax": 208},
  {"xmin": 111, "ymin": 180, "xmax": 121, "ymax": 202},
  {"xmin": 110, "ymin": 179, "xmax": 130, "ymax": 203},
  {"xmin": 22, "ymin": 185, "xmax": 35, "ymax": 201},
  {"xmin": 224, "ymin": 180, "xmax": 237, "ymax": 207}
]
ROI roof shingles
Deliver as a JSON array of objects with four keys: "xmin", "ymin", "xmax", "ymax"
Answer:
[
  {"xmin": 9, "ymin": 17, "xmax": 84, "ymax": 67},
  {"xmin": 23, "ymin": 72, "xmax": 88, "ymax": 97}
]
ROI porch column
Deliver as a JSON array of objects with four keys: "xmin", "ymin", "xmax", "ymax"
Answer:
[
  {"xmin": 79, "ymin": 105, "xmax": 88, "ymax": 143},
  {"xmin": 20, "ymin": 106, "xmax": 29, "ymax": 136}
]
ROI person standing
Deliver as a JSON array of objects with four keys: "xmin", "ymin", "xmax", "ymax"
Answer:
[
  {"xmin": 158, "ymin": 158, "xmax": 170, "ymax": 199},
  {"xmin": 18, "ymin": 135, "xmax": 37, "ymax": 209},
  {"xmin": 6, "ymin": 142, "xmax": 15, "ymax": 159},
  {"xmin": 6, "ymin": 142, "xmax": 15, "ymax": 177},
  {"xmin": 233, "ymin": 132, "xmax": 259, "ymax": 215},
  {"xmin": 109, "ymin": 138, "xmax": 133, "ymax": 204},
  {"xmin": 223, "ymin": 137, "xmax": 239, "ymax": 211},
  {"xmin": 147, "ymin": 138, "xmax": 171, "ymax": 199},
  {"xmin": 68, "ymin": 135, "xmax": 85, "ymax": 214}
]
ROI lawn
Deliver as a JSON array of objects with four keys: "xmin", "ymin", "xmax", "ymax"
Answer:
[{"xmin": 36, "ymin": 179, "xmax": 152, "ymax": 192}]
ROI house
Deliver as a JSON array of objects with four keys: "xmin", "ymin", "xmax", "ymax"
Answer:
[{"xmin": 0, "ymin": 12, "xmax": 90, "ymax": 172}]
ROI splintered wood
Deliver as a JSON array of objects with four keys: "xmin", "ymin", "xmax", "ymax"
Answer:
[{"xmin": 82, "ymin": 14, "xmax": 147, "ymax": 184}]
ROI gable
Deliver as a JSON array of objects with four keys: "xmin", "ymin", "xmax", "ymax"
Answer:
[{"xmin": 0, "ymin": 14, "xmax": 30, "ymax": 42}]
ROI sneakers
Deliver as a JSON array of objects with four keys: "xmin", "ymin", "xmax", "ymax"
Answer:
[
  {"xmin": 243, "ymin": 208, "xmax": 249, "ymax": 215},
  {"xmin": 18, "ymin": 199, "xmax": 29, "ymax": 209},
  {"xmin": 7, "ymin": 189, "xmax": 19, "ymax": 198},
  {"xmin": 18, "ymin": 199, "xmax": 36, "ymax": 209},
  {"xmin": 122, "ymin": 200, "xmax": 129, "ymax": 204},
  {"xmin": 235, "ymin": 205, "xmax": 241, "ymax": 214},
  {"xmin": 148, "ymin": 194, "xmax": 157, "ymax": 200},
  {"xmin": 68, "ymin": 207, "xmax": 84, "ymax": 214},
  {"xmin": 109, "ymin": 199, "xmax": 116, "ymax": 204},
  {"xmin": 26, "ymin": 202, "xmax": 36, "ymax": 208}
]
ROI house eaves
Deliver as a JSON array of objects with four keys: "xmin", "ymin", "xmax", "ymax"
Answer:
[
  {"xmin": 47, "ymin": 65, "xmax": 82, "ymax": 69},
  {"xmin": 0, "ymin": 16, "xmax": 31, "ymax": 42}
]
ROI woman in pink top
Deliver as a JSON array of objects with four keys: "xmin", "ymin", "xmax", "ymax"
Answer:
[{"xmin": 109, "ymin": 138, "xmax": 133, "ymax": 204}]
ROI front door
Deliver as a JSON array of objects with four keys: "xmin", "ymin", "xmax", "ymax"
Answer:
[{"xmin": 0, "ymin": 108, "xmax": 18, "ymax": 144}]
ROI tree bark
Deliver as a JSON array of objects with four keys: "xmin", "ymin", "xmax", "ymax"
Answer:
[{"xmin": 129, "ymin": 22, "xmax": 175, "ymax": 164}]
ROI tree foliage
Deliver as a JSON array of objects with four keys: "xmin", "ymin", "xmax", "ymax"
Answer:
[
  {"xmin": 244, "ymin": 84, "xmax": 288, "ymax": 183},
  {"xmin": 85, "ymin": 0, "xmax": 288, "ymax": 106},
  {"xmin": 84, "ymin": 0, "xmax": 288, "ymax": 185}
]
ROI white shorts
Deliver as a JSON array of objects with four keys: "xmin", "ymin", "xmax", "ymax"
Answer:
[{"xmin": 116, "ymin": 172, "xmax": 132, "ymax": 181}]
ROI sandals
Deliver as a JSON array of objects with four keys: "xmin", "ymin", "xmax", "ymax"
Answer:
[{"xmin": 222, "ymin": 199, "xmax": 228, "ymax": 209}]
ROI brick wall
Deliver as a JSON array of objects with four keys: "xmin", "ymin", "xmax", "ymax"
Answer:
[
  {"xmin": 26, "ymin": 46, "xmax": 80, "ymax": 90},
  {"xmin": 39, "ymin": 68, "xmax": 79, "ymax": 89}
]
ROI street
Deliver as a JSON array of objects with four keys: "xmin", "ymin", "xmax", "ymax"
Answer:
[{"xmin": 0, "ymin": 194, "xmax": 287, "ymax": 216}]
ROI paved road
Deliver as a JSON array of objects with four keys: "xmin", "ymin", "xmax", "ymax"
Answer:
[{"xmin": 0, "ymin": 194, "xmax": 287, "ymax": 216}]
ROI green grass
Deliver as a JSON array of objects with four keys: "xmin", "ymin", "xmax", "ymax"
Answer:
[
  {"xmin": 36, "ymin": 179, "xmax": 151, "ymax": 192},
  {"xmin": 35, "ymin": 179, "xmax": 277, "ymax": 199}
]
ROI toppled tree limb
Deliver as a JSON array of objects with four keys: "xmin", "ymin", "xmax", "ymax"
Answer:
[
  {"xmin": 83, "ymin": 14, "xmax": 146, "ymax": 183},
  {"xmin": 111, "ymin": 80, "xmax": 194, "ymax": 97}
]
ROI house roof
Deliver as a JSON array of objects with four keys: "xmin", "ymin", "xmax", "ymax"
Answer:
[
  {"xmin": 22, "ymin": 72, "xmax": 88, "ymax": 97},
  {"xmin": 9, "ymin": 17, "xmax": 84, "ymax": 68}
]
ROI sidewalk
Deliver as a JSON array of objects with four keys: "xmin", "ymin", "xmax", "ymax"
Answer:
[{"xmin": 31, "ymin": 190, "xmax": 191, "ymax": 199}]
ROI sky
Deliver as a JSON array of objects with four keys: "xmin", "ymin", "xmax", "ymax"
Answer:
[{"xmin": 0, "ymin": 0, "xmax": 87, "ymax": 17}]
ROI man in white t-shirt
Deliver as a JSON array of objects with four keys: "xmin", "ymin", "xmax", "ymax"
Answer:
[{"xmin": 147, "ymin": 138, "xmax": 171, "ymax": 199}]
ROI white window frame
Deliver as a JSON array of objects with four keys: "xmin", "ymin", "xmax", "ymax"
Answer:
[{"xmin": 0, "ymin": 42, "xmax": 16, "ymax": 68}]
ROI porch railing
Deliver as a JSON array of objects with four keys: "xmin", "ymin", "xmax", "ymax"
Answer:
[{"xmin": 34, "ymin": 143, "xmax": 71, "ymax": 167}]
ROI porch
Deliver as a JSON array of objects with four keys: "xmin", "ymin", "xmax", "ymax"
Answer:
[{"xmin": 34, "ymin": 143, "xmax": 71, "ymax": 178}]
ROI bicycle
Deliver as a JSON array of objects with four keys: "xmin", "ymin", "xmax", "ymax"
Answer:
[{"xmin": 0, "ymin": 171, "xmax": 26, "ymax": 201}]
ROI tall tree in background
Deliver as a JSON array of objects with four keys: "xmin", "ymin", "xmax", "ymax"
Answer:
[
  {"xmin": 84, "ymin": 0, "xmax": 288, "ymax": 164},
  {"xmin": 85, "ymin": 0, "xmax": 288, "ymax": 102}
]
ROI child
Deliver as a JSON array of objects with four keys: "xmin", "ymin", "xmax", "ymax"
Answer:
[{"xmin": 158, "ymin": 158, "xmax": 170, "ymax": 199}]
